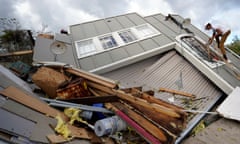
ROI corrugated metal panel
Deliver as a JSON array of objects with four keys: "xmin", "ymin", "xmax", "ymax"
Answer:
[
  {"xmin": 103, "ymin": 50, "xmax": 222, "ymax": 106},
  {"xmin": 101, "ymin": 50, "xmax": 223, "ymax": 143}
]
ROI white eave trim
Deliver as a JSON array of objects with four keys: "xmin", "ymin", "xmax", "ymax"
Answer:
[
  {"xmin": 90, "ymin": 42, "xmax": 176, "ymax": 74},
  {"xmin": 175, "ymin": 34, "xmax": 234, "ymax": 94}
]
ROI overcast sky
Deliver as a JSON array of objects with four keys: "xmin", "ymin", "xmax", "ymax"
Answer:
[{"xmin": 0, "ymin": 0, "xmax": 239, "ymax": 43}]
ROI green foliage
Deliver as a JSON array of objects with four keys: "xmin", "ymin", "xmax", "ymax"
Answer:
[
  {"xmin": 227, "ymin": 35, "xmax": 240, "ymax": 55},
  {"xmin": 0, "ymin": 18, "xmax": 34, "ymax": 64},
  {"xmin": 0, "ymin": 29, "xmax": 33, "ymax": 52}
]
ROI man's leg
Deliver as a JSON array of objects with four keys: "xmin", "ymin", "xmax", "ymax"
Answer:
[{"xmin": 219, "ymin": 30, "xmax": 231, "ymax": 60}]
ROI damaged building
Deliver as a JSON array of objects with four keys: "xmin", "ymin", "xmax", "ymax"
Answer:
[{"xmin": 1, "ymin": 12, "xmax": 240, "ymax": 144}]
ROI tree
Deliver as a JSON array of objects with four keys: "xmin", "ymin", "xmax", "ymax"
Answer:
[
  {"xmin": 227, "ymin": 35, "xmax": 240, "ymax": 55},
  {"xmin": 0, "ymin": 18, "xmax": 34, "ymax": 64}
]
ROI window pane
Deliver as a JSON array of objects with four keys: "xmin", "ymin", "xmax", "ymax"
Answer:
[
  {"xmin": 118, "ymin": 30, "xmax": 137, "ymax": 43},
  {"xmin": 76, "ymin": 39, "xmax": 96, "ymax": 57},
  {"xmin": 136, "ymin": 25, "xmax": 156, "ymax": 37},
  {"xmin": 99, "ymin": 35, "xmax": 118, "ymax": 49}
]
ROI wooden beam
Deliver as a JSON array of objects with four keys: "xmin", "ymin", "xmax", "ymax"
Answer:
[
  {"xmin": 0, "ymin": 86, "xmax": 66, "ymax": 120},
  {"xmin": 65, "ymin": 68, "xmax": 118, "ymax": 89},
  {"xmin": 0, "ymin": 50, "xmax": 33, "ymax": 57},
  {"xmin": 159, "ymin": 87, "xmax": 196, "ymax": 98},
  {"xmin": 87, "ymin": 81, "xmax": 181, "ymax": 118},
  {"xmin": 113, "ymin": 102, "xmax": 168, "ymax": 142},
  {"xmin": 0, "ymin": 86, "xmax": 91, "ymax": 141}
]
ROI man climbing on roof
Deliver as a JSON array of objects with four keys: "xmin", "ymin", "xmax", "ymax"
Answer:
[{"xmin": 205, "ymin": 23, "xmax": 231, "ymax": 61}]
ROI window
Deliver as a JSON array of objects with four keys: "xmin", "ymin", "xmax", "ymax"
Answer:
[
  {"xmin": 75, "ymin": 23, "xmax": 160, "ymax": 58},
  {"xmin": 118, "ymin": 30, "xmax": 137, "ymax": 43},
  {"xmin": 99, "ymin": 35, "xmax": 118, "ymax": 49},
  {"xmin": 136, "ymin": 24, "xmax": 157, "ymax": 37},
  {"xmin": 76, "ymin": 39, "xmax": 96, "ymax": 57}
]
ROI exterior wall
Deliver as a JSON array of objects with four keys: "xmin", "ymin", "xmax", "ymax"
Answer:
[
  {"xmin": 33, "ymin": 35, "xmax": 77, "ymax": 66},
  {"xmin": 70, "ymin": 13, "xmax": 175, "ymax": 72},
  {"xmin": 33, "ymin": 12, "xmax": 211, "ymax": 73}
]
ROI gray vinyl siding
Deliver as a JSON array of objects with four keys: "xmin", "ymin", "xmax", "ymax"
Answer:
[
  {"xmin": 108, "ymin": 48, "xmax": 129, "ymax": 61},
  {"xmin": 33, "ymin": 36, "xmax": 77, "ymax": 66},
  {"xmin": 139, "ymin": 38, "xmax": 160, "ymax": 51},
  {"xmin": 94, "ymin": 20, "xmax": 111, "ymax": 35},
  {"xmin": 126, "ymin": 13, "xmax": 146, "ymax": 25},
  {"xmin": 78, "ymin": 56, "xmax": 95, "ymax": 71},
  {"xmin": 71, "ymin": 13, "xmax": 200, "ymax": 71},
  {"xmin": 82, "ymin": 23, "xmax": 98, "ymax": 38},
  {"xmin": 124, "ymin": 43, "xmax": 145, "ymax": 56},
  {"xmin": 92, "ymin": 52, "xmax": 113, "ymax": 68},
  {"xmin": 116, "ymin": 15, "xmax": 136, "ymax": 28},
  {"xmin": 70, "ymin": 24, "xmax": 86, "ymax": 41},
  {"xmin": 152, "ymin": 35, "xmax": 173, "ymax": 46},
  {"xmin": 104, "ymin": 17, "xmax": 124, "ymax": 32}
]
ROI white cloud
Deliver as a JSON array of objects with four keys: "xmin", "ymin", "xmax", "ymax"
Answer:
[
  {"xmin": 127, "ymin": 0, "xmax": 174, "ymax": 16},
  {"xmin": 14, "ymin": 1, "xmax": 42, "ymax": 31},
  {"xmin": 1, "ymin": 0, "xmax": 239, "ymax": 43}
]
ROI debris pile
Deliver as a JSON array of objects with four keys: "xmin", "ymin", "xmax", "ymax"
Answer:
[{"xmin": 1, "ymin": 65, "xmax": 189, "ymax": 144}]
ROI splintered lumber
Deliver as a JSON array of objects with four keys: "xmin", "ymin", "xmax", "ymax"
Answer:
[
  {"xmin": 113, "ymin": 102, "xmax": 169, "ymax": 143},
  {"xmin": 0, "ymin": 86, "xmax": 91, "ymax": 141},
  {"xmin": 104, "ymin": 103, "xmax": 162, "ymax": 144},
  {"xmin": 0, "ymin": 86, "xmax": 67, "ymax": 120},
  {"xmin": 87, "ymin": 81, "xmax": 181, "ymax": 118},
  {"xmin": 90, "ymin": 88, "xmax": 162, "ymax": 144},
  {"xmin": 159, "ymin": 87, "xmax": 196, "ymax": 98},
  {"xmin": 122, "ymin": 87, "xmax": 187, "ymax": 135},
  {"xmin": 130, "ymin": 102, "xmax": 186, "ymax": 135},
  {"xmin": 124, "ymin": 87, "xmax": 185, "ymax": 112},
  {"xmin": 65, "ymin": 68, "xmax": 117, "ymax": 89},
  {"xmin": 0, "ymin": 50, "xmax": 33, "ymax": 57}
]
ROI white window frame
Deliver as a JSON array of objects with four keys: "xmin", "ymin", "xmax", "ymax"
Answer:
[
  {"xmin": 75, "ymin": 39, "xmax": 97, "ymax": 58},
  {"xmin": 99, "ymin": 34, "xmax": 118, "ymax": 49},
  {"xmin": 135, "ymin": 24, "xmax": 159, "ymax": 38},
  {"xmin": 74, "ymin": 23, "xmax": 160, "ymax": 58},
  {"xmin": 118, "ymin": 30, "xmax": 137, "ymax": 44}
]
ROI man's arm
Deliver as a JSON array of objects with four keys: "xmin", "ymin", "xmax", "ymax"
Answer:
[{"xmin": 208, "ymin": 29, "xmax": 216, "ymax": 44}]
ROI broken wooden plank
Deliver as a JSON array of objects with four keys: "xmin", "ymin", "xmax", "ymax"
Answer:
[
  {"xmin": 0, "ymin": 86, "xmax": 91, "ymax": 142},
  {"xmin": 104, "ymin": 103, "xmax": 162, "ymax": 144},
  {"xmin": 87, "ymin": 81, "xmax": 181, "ymax": 118},
  {"xmin": 113, "ymin": 102, "xmax": 168, "ymax": 143},
  {"xmin": 65, "ymin": 68, "xmax": 118, "ymax": 89},
  {"xmin": 126, "ymin": 87, "xmax": 185, "ymax": 112},
  {"xmin": 0, "ymin": 86, "xmax": 67, "ymax": 120},
  {"xmin": 0, "ymin": 50, "xmax": 33, "ymax": 57},
  {"xmin": 159, "ymin": 87, "xmax": 196, "ymax": 98}
]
